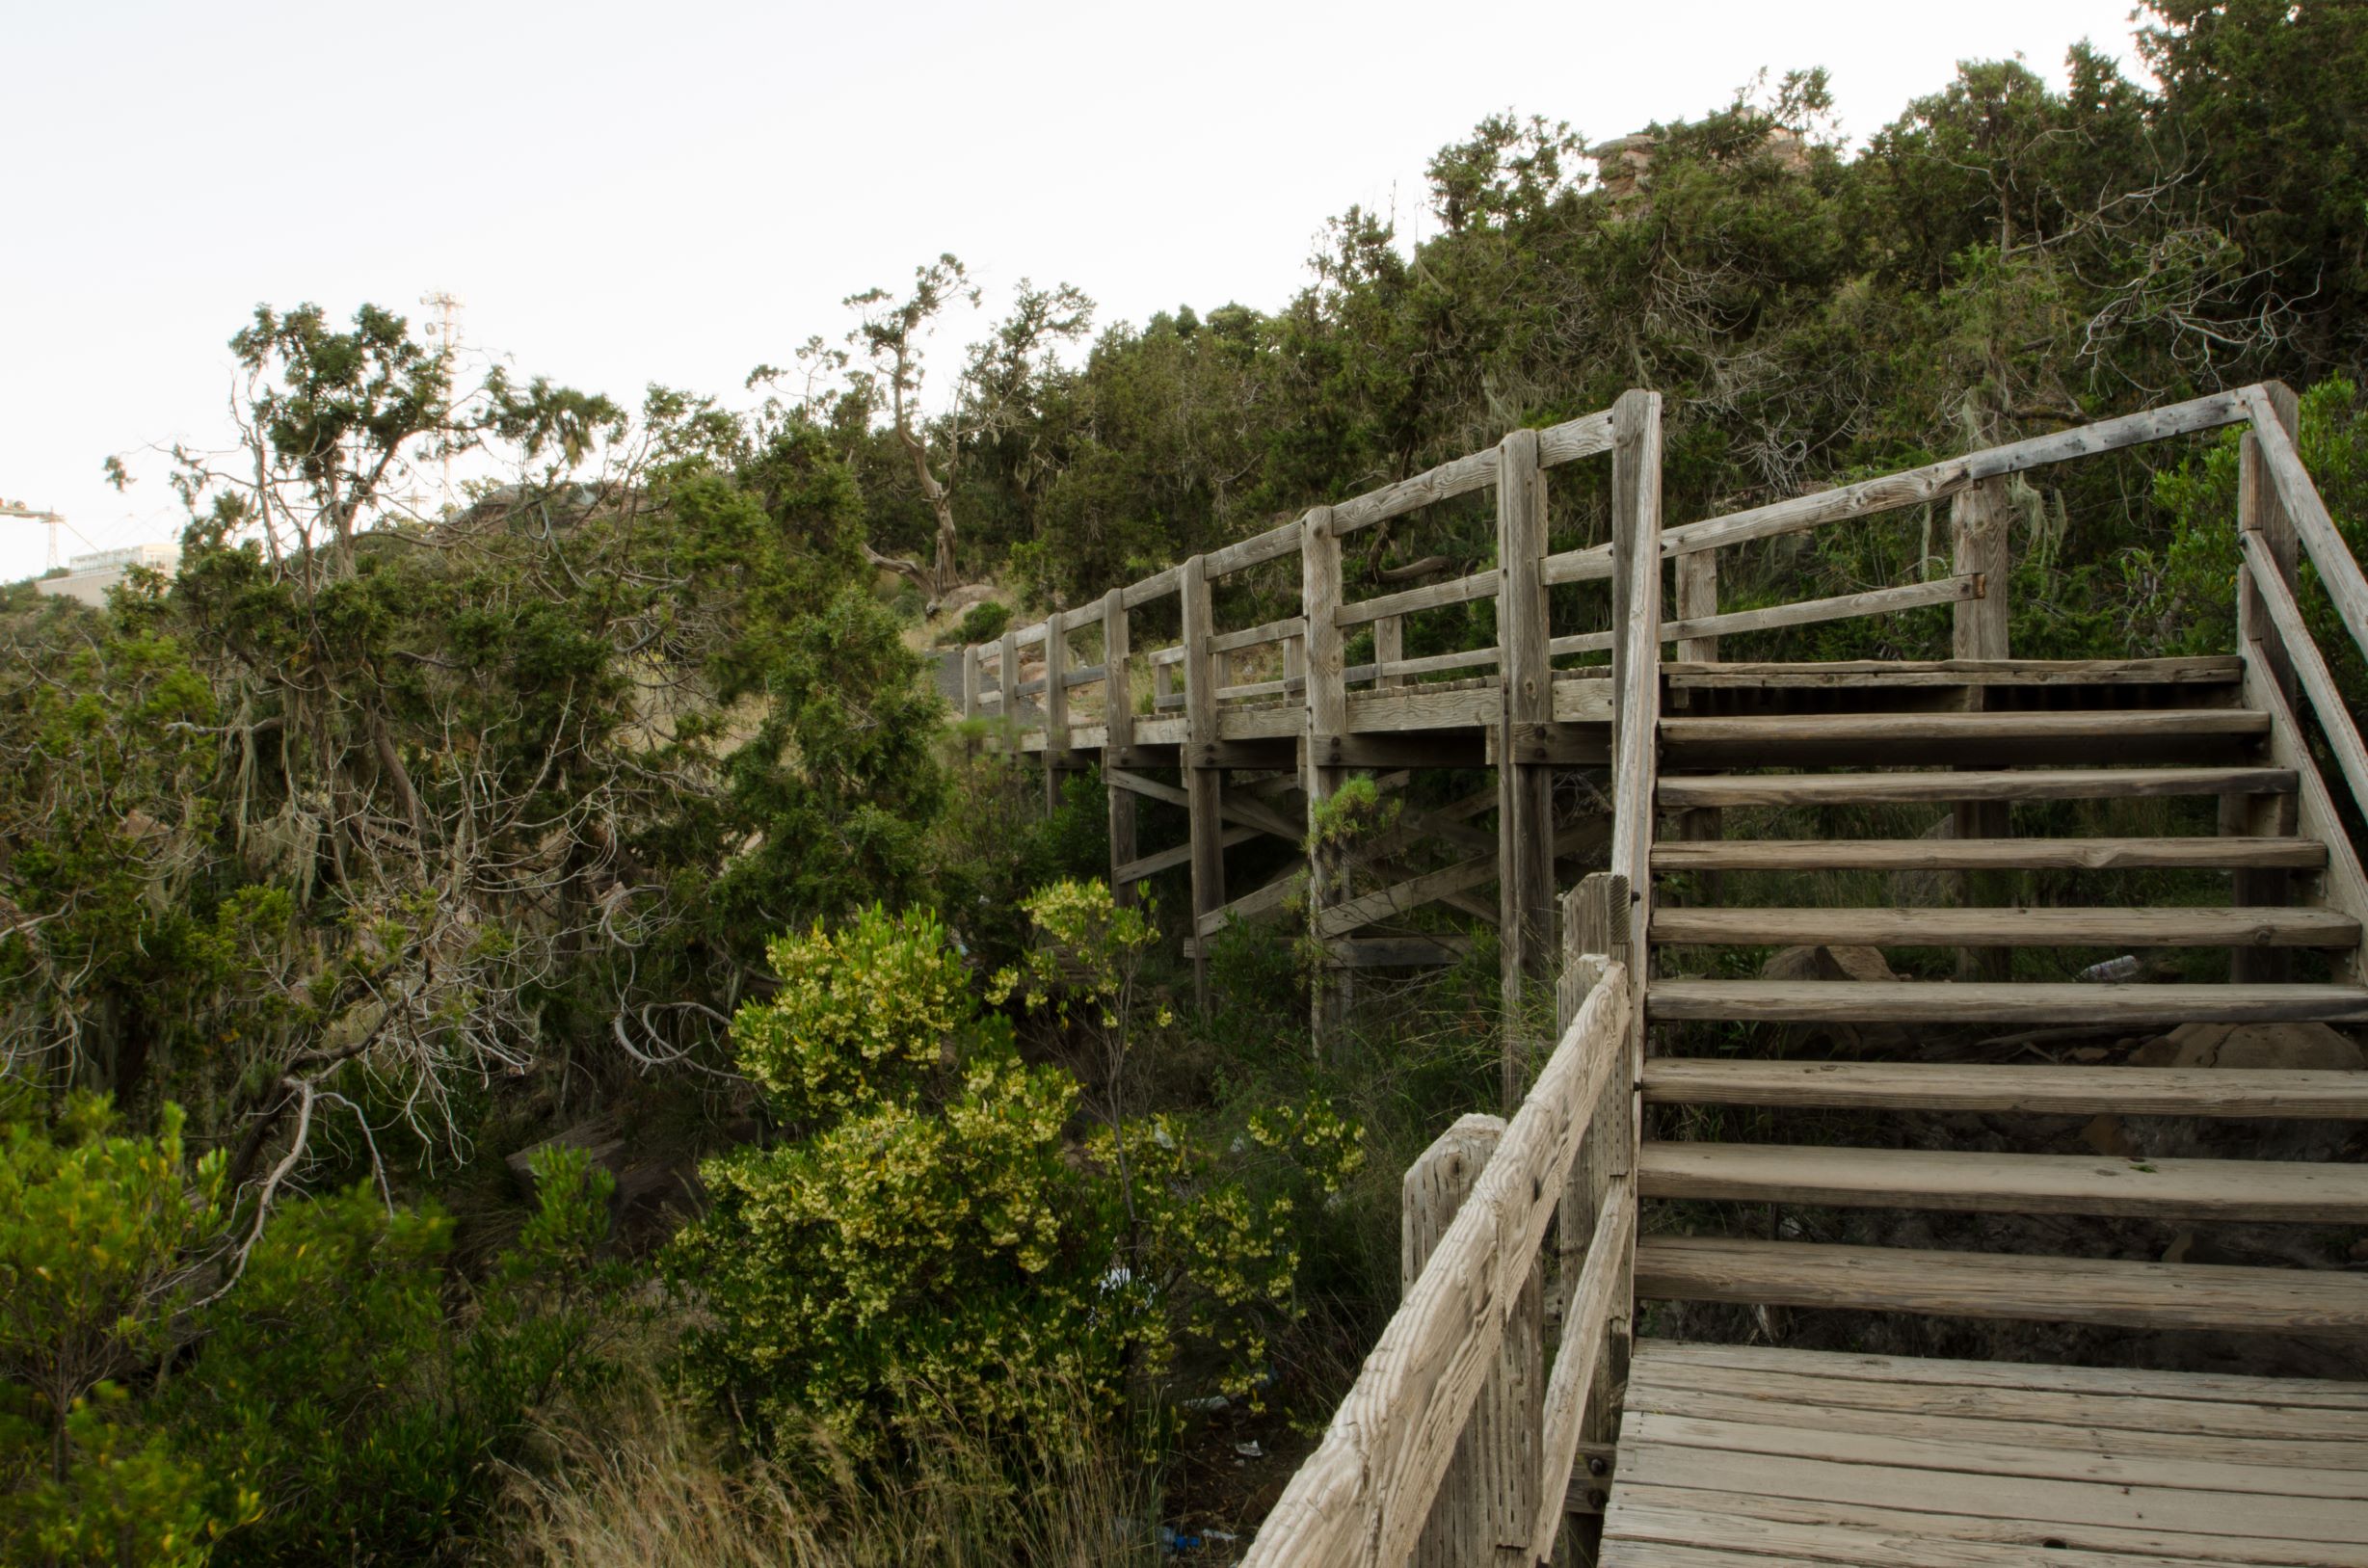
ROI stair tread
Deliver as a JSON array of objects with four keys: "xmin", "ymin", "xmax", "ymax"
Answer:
[
  {"xmin": 1651, "ymin": 905, "xmax": 2360, "ymax": 947},
  {"xmin": 1642, "ymin": 1059, "xmax": 2368, "ymax": 1117},
  {"xmin": 1661, "ymin": 708, "xmax": 2267, "ymax": 743},
  {"xmin": 1647, "ymin": 979, "xmax": 2368, "ymax": 1024},
  {"xmin": 1660, "ymin": 766, "xmax": 2297, "ymax": 809},
  {"xmin": 1638, "ymin": 1141, "xmax": 2368, "ymax": 1220},
  {"xmin": 1652, "ymin": 837, "xmax": 2327, "ymax": 871},
  {"xmin": 1633, "ymin": 1236, "xmax": 2368, "ymax": 1331}
]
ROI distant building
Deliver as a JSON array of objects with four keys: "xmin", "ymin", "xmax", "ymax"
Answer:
[{"xmin": 34, "ymin": 543, "xmax": 181, "ymax": 607}]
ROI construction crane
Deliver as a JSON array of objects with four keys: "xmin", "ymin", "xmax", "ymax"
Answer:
[{"xmin": 0, "ymin": 499, "xmax": 64, "ymax": 571}]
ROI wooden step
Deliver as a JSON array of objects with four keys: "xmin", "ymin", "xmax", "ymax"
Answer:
[
  {"xmin": 1651, "ymin": 905, "xmax": 2360, "ymax": 948},
  {"xmin": 1635, "ymin": 1236, "xmax": 2368, "ymax": 1332},
  {"xmin": 1660, "ymin": 708, "xmax": 2268, "ymax": 767},
  {"xmin": 1659, "ymin": 766, "xmax": 2296, "ymax": 810},
  {"xmin": 1638, "ymin": 1142, "xmax": 2368, "ymax": 1221},
  {"xmin": 1647, "ymin": 979, "xmax": 2368, "ymax": 1024},
  {"xmin": 1652, "ymin": 836, "xmax": 2327, "ymax": 872},
  {"xmin": 1643, "ymin": 1059, "xmax": 2368, "ymax": 1117}
]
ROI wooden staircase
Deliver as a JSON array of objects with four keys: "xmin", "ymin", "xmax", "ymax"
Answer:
[{"xmin": 1633, "ymin": 661, "xmax": 2368, "ymax": 1337}]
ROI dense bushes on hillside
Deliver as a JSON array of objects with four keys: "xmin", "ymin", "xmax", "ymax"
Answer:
[{"xmin": 5, "ymin": 3, "xmax": 2367, "ymax": 1559}]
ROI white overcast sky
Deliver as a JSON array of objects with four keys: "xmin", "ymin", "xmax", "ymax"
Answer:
[{"xmin": 1, "ymin": 0, "xmax": 2151, "ymax": 583}]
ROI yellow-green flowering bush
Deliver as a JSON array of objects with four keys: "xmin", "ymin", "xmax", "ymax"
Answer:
[{"xmin": 668, "ymin": 898, "xmax": 1364, "ymax": 1455}]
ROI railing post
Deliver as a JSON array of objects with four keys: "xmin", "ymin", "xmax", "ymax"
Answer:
[
  {"xmin": 1673, "ymin": 546, "xmax": 1717, "ymax": 663},
  {"xmin": 1376, "ymin": 613, "xmax": 1405, "ymax": 688},
  {"xmin": 2233, "ymin": 382, "xmax": 2303, "ymax": 984},
  {"xmin": 1951, "ymin": 476, "xmax": 2014, "ymax": 982},
  {"xmin": 1403, "ymin": 1113, "xmax": 1540, "ymax": 1568},
  {"xmin": 1042, "ymin": 607, "xmax": 1070, "ymax": 812},
  {"xmin": 1302, "ymin": 507, "xmax": 1349, "ymax": 1055},
  {"xmin": 998, "ymin": 624, "xmax": 1021, "ymax": 749},
  {"xmin": 1609, "ymin": 389, "xmax": 1663, "ymax": 968},
  {"xmin": 1559, "ymin": 874, "xmax": 1632, "ymax": 1543},
  {"xmin": 1182, "ymin": 554, "xmax": 1225, "ymax": 1010},
  {"xmin": 1498, "ymin": 426, "xmax": 1555, "ymax": 1114},
  {"xmin": 1103, "ymin": 588, "xmax": 1136, "ymax": 907}
]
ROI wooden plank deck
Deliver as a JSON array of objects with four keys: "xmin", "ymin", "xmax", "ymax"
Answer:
[{"xmin": 1602, "ymin": 1342, "xmax": 2368, "ymax": 1567}]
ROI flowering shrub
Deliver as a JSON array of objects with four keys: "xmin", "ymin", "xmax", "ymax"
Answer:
[{"xmin": 669, "ymin": 895, "xmax": 1364, "ymax": 1452}]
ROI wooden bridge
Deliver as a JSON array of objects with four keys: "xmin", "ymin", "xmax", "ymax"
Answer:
[{"xmin": 951, "ymin": 385, "xmax": 2368, "ymax": 1563}]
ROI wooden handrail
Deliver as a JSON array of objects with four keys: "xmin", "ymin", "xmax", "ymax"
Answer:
[
  {"xmin": 2241, "ymin": 385, "xmax": 2368, "ymax": 673},
  {"xmin": 1240, "ymin": 965, "xmax": 1633, "ymax": 1567},
  {"xmin": 2239, "ymin": 530, "xmax": 2368, "ymax": 818}
]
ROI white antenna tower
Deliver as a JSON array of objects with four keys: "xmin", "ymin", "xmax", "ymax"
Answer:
[
  {"xmin": 422, "ymin": 290, "xmax": 466, "ymax": 514},
  {"xmin": 0, "ymin": 498, "xmax": 64, "ymax": 571}
]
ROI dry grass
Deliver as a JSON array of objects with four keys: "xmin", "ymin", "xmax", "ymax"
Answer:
[{"xmin": 495, "ymin": 1367, "xmax": 1163, "ymax": 1568}]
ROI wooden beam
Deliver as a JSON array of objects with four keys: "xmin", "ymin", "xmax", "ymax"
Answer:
[
  {"xmin": 1041, "ymin": 602, "xmax": 1068, "ymax": 810},
  {"xmin": 1498, "ymin": 425, "xmax": 1555, "ymax": 1112},
  {"xmin": 1553, "ymin": 574, "xmax": 1981, "ymax": 656},
  {"xmin": 1182, "ymin": 553, "xmax": 1225, "ymax": 1007},
  {"xmin": 1609, "ymin": 389, "xmax": 1663, "ymax": 955},
  {"xmin": 1303, "ymin": 505, "xmax": 1350, "ymax": 1054},
  {"xmin": 1103, "ymin": 587, "xmax": 1136, "ymax": 904},
  {"xmin": 1339, "ymin": 568, "xmax": 1502, "ymax": 629}
]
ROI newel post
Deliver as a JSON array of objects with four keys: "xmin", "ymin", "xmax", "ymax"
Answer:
[{"xmin": 1403, "ymin": 1114, "xmax": 1541, "ymax": 1568}]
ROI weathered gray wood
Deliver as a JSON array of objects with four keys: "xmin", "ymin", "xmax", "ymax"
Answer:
[
  {"xmin": 1553, "ymin": 574, "xmax": 1982, "ymax": 656},
  {"xmin": 2243, "ymin": 384, "xmax": 2368, "ymax": 677},
  {"xmin": 1202, "ymin": 519, "xmax": 1303, "ymax": 579},
  {"xmin": 1315, "ymin": 823, "xmax": 1603, "ymax": 940},
  {"xmin": 1659, "ymin": 705, "xmax": 2265, "ymax": 755},
  {"xmin": 1642, "ymin": 1058, "xmax": 2368, "ymax": 1117},
  {"xmin": 2243, "ymin": 529, "xmax": 2368, "ymax": 827},
  {"xmin": 1647, "ymin": 977, "xmax": 2368, "ymax": 1024},
  {"xmin": 1373, "ymin": 614, "xmax": 1405, "ymax": 689},
  {"xmin": 1402, "ymin": 1113, "xmax": 1507, "ymax": 1568},
  {"xmin": 1639, "ymin": 1141, "xmax": 2368, "ymax": 1221},
  {"xmin": 1635, "ymin": 1236, "xmax": 2368, "ymax": 1333},
  {"xmin": 1953, "ymin": 476, "xmax": 2011, "ymax": 661},
  {"xmin": 997, "ymin": 625, "xmax": 1022, "ymax": 731},
  {"xmin": 1662, "ymin": 655, "xmax": 2242, "ymax": 688},
  {"xmin": 1339, "ymin": 568, "xmax": 1502, "ymax": 629},
  {"xmin": 1102, "ymin": 588, "xmax": 1136, "ymax": 904},
  {"xmin": 1207, "ymin": 614, "xmax": 1307, "ymax": 656},
  {"xmin": 1118, "ymin": 565, "xmax": 1183, "ymax": 610},
  {"xmin": 1181, "ymin": 554, "xmax": 1225, "ymax": 1007},
  {"xmin": 1240, "ymin": 970, "xmax": 1631, "ymax": 1568},
  {"xmin": 1673, "ymin": 546, "xmax": 1718, "ymax": 664},
  {"xmin": 1303, "ymin": 505, "xmax": 1350, "ymax": 1055},
  {"xmin": 1609, "ymin": 390, "xmax": 1663, "ymax": 948},
  {"xmin": 1040, "ymin": 606, "xmax": 1068, "ymax": 810},
  {"xmin": 1558, "ymin": 874, "xmax": 1630, "ymax": 1554},
  {"xmin": 1643, "ymin": 1340, "xmax": 2368, "ymax": 1406},
  {"xmin": 1651, "ymin": 835, "xmax": 2325, "ymax": 872},
  {"xmin": 2239, "ymin": 643, "xmax": 2368, "ymax": 986},
  {"xmin": 1537, "ymin": 409, "xmax": 1617, "ymax": 469},
  {"xmin": 959, "ymin": 645, "xmax": 980, "ymax": 721},
  {"xmin": 1377, "ymin": 647, "xmax": 1500, "ymax": 679},
  {"xmin": 1529, "ymin": 1180, "xmax": 1632, "ymax": 1562},
  {"xmin": 1497, "ymin": 426, "xmax": 1555, "ymax": 1112},
  {"xmin": 1673, "ymin": 390, "xmax": 2248, "ymax": 560},
  {"xmin": 1659, "ymin": 765, "xmax": 2296, "ymax": 809},
  {"xmin": 1331, "ymin": 446, "xmax": 1502, "ymax": 536},
  {"xmin": 1651, "ymin": 903, "xmax": 2356, "ymax": 947}
]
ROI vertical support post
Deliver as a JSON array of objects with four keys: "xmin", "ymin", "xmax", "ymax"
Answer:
[
  {"xmin": 961, "ymin": 644, "xmax": 981, "ymax": 721},
  {"xmin": 2234, "ymin": 381, "xmax": 2302, "ymax": 984},
  {"xmin": 1405, "ymin": 1113, "xmax": 1540, "ymax": 1568},
  {"xmin": 1559, "ymin": 873, "xmax": 1633, "ymax": 1542},
  {"xmin": 1376, "ymin": 613, "xmax": 1405, "ymax": 688},
  {"xmin": 1182, "ymin": 554, "xmax": 1225, "ymax": 1009},
  {"xmin": 1673, "ymin": 548, "xmax": 1718, "ymax": 663},
  {"xmin": 1952, "ymin": 478, "xmax": 2014, "ymax": 982},
  {"xmin": 1303, "ymin": 507, "xmax": 1348, "ymax": 1055},
  {"xmin": 1153, "ymin": 655, "xmax": 1173, "ymax": 711},
  {"xmin": 1104, "ymin": 588, "xmax": 1137, "ymax": 907},
  {"xmin": 1042, "ymin": 609, "xmax": 1069, "ymax": 812},
  {"xmin": 1609, "ymin": 390, "xmax": 1663, "ymax": 974},
  {"xmin": 998, "ymin": 624, "xmax": 1022, "ymax": 747},
  {"xmin": 1498, "ymin": 426, "xmax": 1555, "ymax": 1114},
  {"xmin": 1672, "ymin": 545, "xmax": 1723, "ymax": 898}
]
